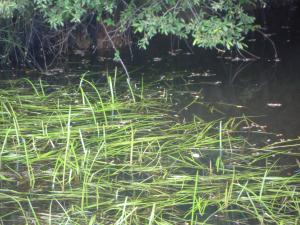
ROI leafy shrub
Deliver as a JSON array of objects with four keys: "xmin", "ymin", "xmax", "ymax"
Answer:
[{"xmin": 0, "ymin": 0, "xmax": 259, "ymax": 50}]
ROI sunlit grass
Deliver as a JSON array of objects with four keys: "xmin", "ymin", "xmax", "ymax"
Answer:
[{"xmin": 0, "ymin": 77, "xmax": 299, "ymax": 224}]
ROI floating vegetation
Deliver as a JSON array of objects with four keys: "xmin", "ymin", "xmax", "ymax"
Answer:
[
  {"xmin": 188, "ymin": 71, "xmax": 216, "ymax": 78},
  {"xmin": 267, "ymin": 103, "xmax": 283, "ymax": 108},
  {"xmin": 0, "ymin": 77, "xmax": 299, "ymax": 224},
  {"xmin": 153, "ymin": 57, "xmax": 163, "ymax": 62}
]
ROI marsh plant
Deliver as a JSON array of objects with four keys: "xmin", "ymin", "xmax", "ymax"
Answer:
[{"xmin": 0, "ymin": 76, "xmax": 299, "ymax": 224}]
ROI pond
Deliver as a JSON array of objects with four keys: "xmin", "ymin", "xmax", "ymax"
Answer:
[
  {"xmin": 0, "ymin": 4, "xmax": 300, "ymax": 225},
  {"xmin": 126, "ymin": 3, "xmax": 300, "ymax": 139}
]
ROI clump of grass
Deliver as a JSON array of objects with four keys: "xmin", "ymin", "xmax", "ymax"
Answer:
[{"xmin": 0, "ymin": 77, "xmax": 299, "ymax": 224}]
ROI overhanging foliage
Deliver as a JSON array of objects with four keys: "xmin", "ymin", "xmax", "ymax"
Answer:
[{"xmin": 0, "ymin": 0, "xmax": 259, "ymax": 49}]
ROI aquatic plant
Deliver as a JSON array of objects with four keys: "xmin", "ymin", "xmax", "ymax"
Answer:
[{"xmin": 0, "ymin": 77, "xmax": 299, "ymax": 224}]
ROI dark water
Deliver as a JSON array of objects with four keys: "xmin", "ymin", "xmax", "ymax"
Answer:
[{"xmin": 124, "ymin": 4, "xmax": 300, "ymax": 139}]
